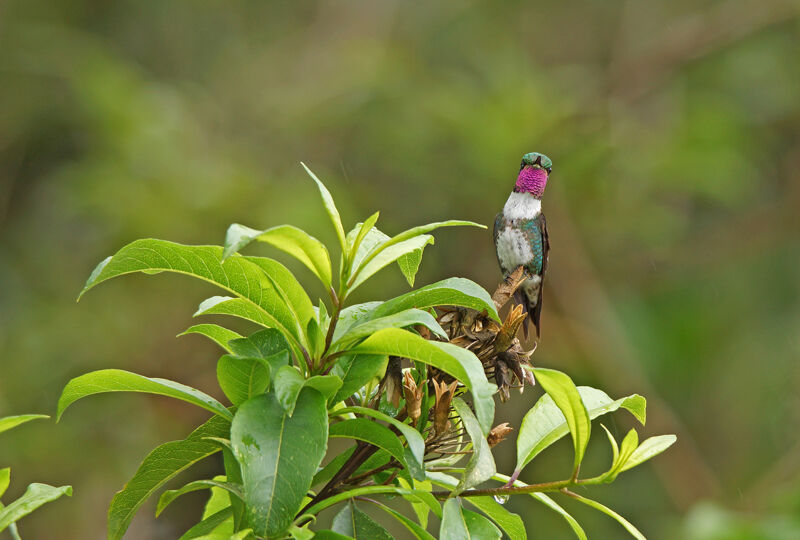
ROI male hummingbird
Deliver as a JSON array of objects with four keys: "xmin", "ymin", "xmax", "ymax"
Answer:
[{"xmin": 493, "ymin": 152, "xmax": 552, "ymax": 339}]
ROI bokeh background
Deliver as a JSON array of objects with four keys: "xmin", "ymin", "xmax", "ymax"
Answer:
[{"xmin": 2, "ymin": 1, "xmax": 800, "ymax": 538}]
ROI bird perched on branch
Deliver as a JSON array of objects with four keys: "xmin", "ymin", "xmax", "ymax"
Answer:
[{"xmin": 493, "ymin": 152, "xmax": 551, "ymax": 339}]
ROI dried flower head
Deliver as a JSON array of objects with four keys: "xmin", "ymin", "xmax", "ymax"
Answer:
[
  {"xmin": 402, "ymin": 371, "xmax": 424, "ymax": 426},
  {"xmin": 487, "ymin": 423, "xmax": 514, "ymax": 447}
]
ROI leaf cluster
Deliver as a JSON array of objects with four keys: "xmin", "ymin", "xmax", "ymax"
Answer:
[{"xmin": 57, "ymin": 166, "xmax": 675, "ymax": 539}]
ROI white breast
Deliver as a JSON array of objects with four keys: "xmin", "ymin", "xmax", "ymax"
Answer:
[
  {"xmin": 503, "ymin": 192, "xmax": 541, "ymax": 220},
  {"xmin": 495, "ymin": 227, "xmax": 532, "ymax": 271}
]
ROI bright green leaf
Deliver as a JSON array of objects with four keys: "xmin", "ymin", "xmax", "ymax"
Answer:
[
  {"xmin": 0, "ymin": 469, "xmax": 9, "ymax": 499},
  {"xmin": 302, "ymin": 163, "xmax": 347, "ymax": 253},
  {"xmin": 516, "ymin": 386, "xmax": 646, "ymax": 473},
  {"xmin": 228, "ymin": 329, "xmax": 291, "ymax": 360},
  {"xmin": 349, "ymin": 235, "xmax": 434, "ymax": 291},
  {"xmin": 179, "ymin": 508, "xmax": 233, "ymax": 540},
  {"xmin": 223, "ymin": 224, "xmax": 332, "ymax": 287},
  {"xmin": 329, "ymin": 418, "xmax": 410, "ymax": 475},
  {"xmin": 231, "ymin": 389, "xmax": 328, "ymax": 538},
  {"xmin": 178, "ymin": 324, "xmax": 243, "ymax": 353},
  {"xmin": 0, "ymin": 415, "xmax": 49, "ymax": 436},
  {"xmin": 371, "ymin": 501, "xmax": 436, "ymax": 540},
  {"xmin": 333, "ymin": 308, "xmax": 447, "ymax": 349},
  {"xmin": 107, "ymin": 415, "xmax": 230, "ymax": 540},
  {"xmin": 332, "ymin": 502, "xmax": 393, "ymax": 540},
  {"xmin": 619, "ymin": 434, "xmax": 677, "ymax": 473},
  {"xmin": 397, "ymin": 247, "xmax": 426, "ymax": 287},
  {"xmin": 351, "ymin": 328, "xmax": 495, "ymax": 434},
  {"xmin": 57, "ymin": 369, "xmax": 231, "ymax": 421},
  {"xmin": 568, "ymin": 493, "xmax": 646, "ymax": 540},
  {"xmin": 302, "ymin": 485, "xmax": 435, "ymax": 517},
  {"xmin": 453, "ymin": 398, "xmax": 496, "ymax": 493},
  {"xmin": 0, "ymin": 484, "xmax": 72, "ymax": 532},
  {"xmin": 370, "ymin": 278, "xmax": 500, "ymax": 323},
  {"xmin": 346, "ymin": 213, "xmax": 380, "ymax": 267}
]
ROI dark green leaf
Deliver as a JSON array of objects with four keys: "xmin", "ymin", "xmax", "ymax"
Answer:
[
  {"xmin": 333, "ymin": 407, "xmax": 426, "ymax": 481},
  {"xmin": 332, "ymin": 502, "xmax": 393, "ymax": 540},
  {"xmin": 516, "ymin": 386, "xmax": 646, "ymax": 472},
  {"xmin": 178, "ymin": 324, "xmax": 243, "ymax": 353},
  {"xmin": 351, "ymin": 328, "xmax": 496, "ymax": 433},
  {"xmin": 313, "ymin": 531, "xmax": 355, "ymax": 540},
  {"xmin": 302, "ymin": 163, "xmax": 347, "ymax": 252},
  {"xmin": 0, "ymin": 415, "xmax": 49, "ymax": 436},
  {"xmin": 329, "ymin": 419, "xmax": 409, "ymax": 474},
  {"xmin": 231, "ymin": 389, "xmax": 328, "ymax": 538},
  {"xmin": 371, "ymin": 501, "xmax": 436, "ymax": 540},
  {"xmin": 229, "ymin": 329, "xmax": 291, "ymax": 359},
  {"xmin": 452, "ymin": 398, "xmax": 496, "ymax": 493},
  {"xmin": 179, "ymin": 508, "xmax": 233, "ymax": 540},
  {"xmin": 107, "ymin": 415, "xmax": 230, "ymax": 540},
  {"xmin": 463, "ymin": 508, "xmax": 502, "ymax": 539},
  {"xmin": 312, "ymin": 447, "xmax": 355, "ymax": 488},
  {"xmin": 217, "ymin": 355, "xmax": 272, "ymax": 406},
  {"xmin": 223, "ymin": 223, "xmax": 332, "ymax": 287},
  {"xmin": 440, "ymin": 499, "xmax": 469, "ymax": 540},
  {"xmin": 156, "ymin": 480, "xmax": 243, "ymax": 517},
  {"xmin": 273, "ymin": 366, "xmax": 342, "ymax": 416},
  {"xmin": 370, "ymin": 278, "xmax": 500, "ymax": 323},
  {"xmin": 57, "ymin": 369, "xmax": 231, "ymax": 420},
  {"xmin": 330, "ymin": 354, "xmax": 388, "ymax": 404},
  {"xmin": 0, "ymin": 484, "xmax": 72, "ymax": 532}
]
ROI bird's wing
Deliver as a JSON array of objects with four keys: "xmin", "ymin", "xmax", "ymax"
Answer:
[
  {"xmin": 530, "ymin": 212, "xmax": 549, "ymax": 338},
  {"xmin": 493, "ymin": 212, "xmax": 507, "ymax": 274}
]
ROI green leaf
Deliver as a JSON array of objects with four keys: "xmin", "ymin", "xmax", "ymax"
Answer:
[
  {"xmin": 179, "ymin": 508, "xmax": 233, "ymax": 540},
  {"xmin": 346, "ymin": 213, "xmax": 380, "ymax": 266},
  {"xmin": 351, "ymin": 328, "xmax": 496, "ymax": 434},
  {"xmin": 178, "ymin": 324, "xmax": 243, "ymax": 353},
  {"xmin": 0, "ymin": 415, "xmax": 49, "ymax": 436},
  {"xmin": 332, "ymin": 502, "xmax": 393, "ymax": 540},
  {"xmin": 453, "ymin": 398, "xmax": 496, "ymax": 493},
  {"xmin": 217, "ymin": 355, "xmax": 273, "ymax": 406},
  {"xmin": 491, "ymin": 473, "xmax": 586, "ymax": 540},
  {"xmin": 313, "ymin": 531, "xmax": 355, "ymax": 540},
  {"xmin": 273, "ymin": 366, "xmax": 342, "ymax": 416},
  {"xmin": 440, "ymin": 499, "xmax": 469, "ymax": 540},
  {"xmin": 231, "ymin": 389, "xmax": 328, "ymax": 538},
  {"xmin": 371, "ymin": 501, "xmax": 436, "ymax": 540},
  {"xmin": 107, "ymin": 415, "xmax": 230, "ymax": 540},
  {"xmin": 359, "ymin": 220, "xmax": 486, "ymax": 273},
  {"xmin": 0, "ymin": 484, "xmax": 72, "ymax": 532},
  {"xmin": 397, "ymin": 247, "xmax": 426, "ymax": 287},
  {"xmin": 302, "ymin": 485, "xmax": 435, "ymax": 517},
  {"xmin": 229, "ymin": 329, "xmax": 291, "ymax": 359},
  {"xmin": 333, "ymin": 308, "xmax": 448, "ymax": 349},
  {"xmin": 619, "ymin": 434, "xmax": 677, "ymax": 473},
  {"xmin": 516, "ymin": 386, "xmax": 646, "ymax": 473},
  {"xmin": 370, "ymin": 278, "xmax": 500, "ymax": 323},
  {"xmin": 425, "ymin": 472, "xmax": 525, "ymax": 540},
  {"xmin": 331, "ymin": 302, "xmax": 384, "ymax": 343},
  {"xmin": 80, "ymin": 240, "xmax": 314, "ymax": 348},
  {"xmin": 329, "ymin": 418, "xmax": 410, "ymax": 475},
  {"xmin": 332, "ymin": 407, "xmax": 426, "ymax": 481},
  {"xmin": 157, "ymin": 480, "xmax": 243, "ymax": 517},
  {"xmin": 302, "ymin": 163, "xmax": 347, "ymax": 253},
  {"xmin": 568, "ymin": 493, "xmax": 646, "ymax": 540},
  {"xmin": 350, "ymin": 235, "xmax": 434, "ymax": 291},
  {"xmin": 0, "ymin": 469, "xmax": 9, "ymax": 499},
  {"xmin": 463, "ymin": 508, "xmax": 502, "ymax": 539},
  {"xmin": 290, "ymin": 524, "xmax": 317, "ymax": 540},
  {"xmin": 57, "ymin": 369, "xmax": 232, "ymax": 421},
  {"xmin": 330, "ymin": 354, "xmax": 388, "ymax": 404},
  {"xmin": 312, "ymin": 447, "xmax": 355, "ymax": 488},
  {"xmin": 223, "ymin": 224, "xmax": 333, "ymax": 287},
  {"xmin": 530, "ymin": 368, "xmax": 590, "ymax": 474}
]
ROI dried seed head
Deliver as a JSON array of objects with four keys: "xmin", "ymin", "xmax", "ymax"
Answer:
[
  {"xmin": 403, "ymin": 371, "xmax": 424, "ymax": 426},
  {"xmin": 385, "ymin": 356, "xmax": 403, "ymax": 408},
  {"xmin": 432, "ymin": 378, "xmax": 458, "ymax": 436},
  {"xmin": 487, "ymin": 423, "xmax": 514, "ymax": 447}
]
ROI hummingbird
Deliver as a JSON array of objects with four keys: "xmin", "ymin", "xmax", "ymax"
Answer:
[{"xmin": 493, "ymin": 152, "xmax": 552, "ymax": 339}]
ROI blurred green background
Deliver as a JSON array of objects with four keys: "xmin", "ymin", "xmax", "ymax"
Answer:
[{"xmin": 2, "ymin": 0, "xmax": 799, "ymax": 538}]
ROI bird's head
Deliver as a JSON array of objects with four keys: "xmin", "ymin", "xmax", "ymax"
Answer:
[{"xmin": 515, "ymin": 152, "xmax": 552, "ymax": 199}]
